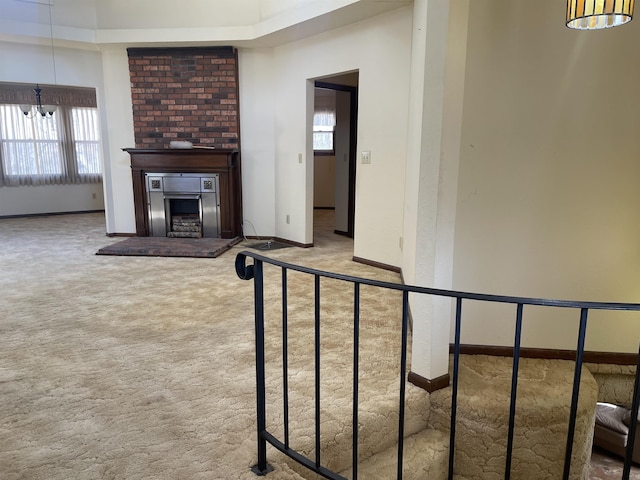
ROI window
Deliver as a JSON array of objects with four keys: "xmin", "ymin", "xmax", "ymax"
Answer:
[
  {"xmin": 0, "ymin": 104, "xmax": 102, "ymax": 186},
  {"xmin": 71, "ymin": 107, "xmax": 101, "ymax": 176},
  {"xmin": 313, "ymin": 114, "xmax": 335, "ymax": 153},
  {"xmin": 314, "ymin": 88, "xmax": 336, "ymax": 154}
]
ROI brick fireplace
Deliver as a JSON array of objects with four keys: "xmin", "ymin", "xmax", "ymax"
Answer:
[
  {"xmin": 127, "ymin": 46, "xmax": 239, "ymax": 150},
  {"xmin": 125, "ymin": 47, "xmax": 242, "ymax": 239}
]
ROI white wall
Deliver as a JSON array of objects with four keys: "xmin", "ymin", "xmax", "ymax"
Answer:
[
  {"xmin": 253, "ymin": 7, "xmax": 412, "ymax": 258},
  {"xmin": 259, "ymin": 0, "xmax": 346, "ymax": 20},
  {"xmin": 0, "ymin": 184, "xmax": 104, "ymax": 217},
  {"xmin": 1, "ymin": 0, "xmax": 97, "ymax": 31},
  {"xmin": 237, "ymin": 47, "xmax": 277, "ymax": 239},
  {"xmin": 98, "ymin": 45, "xmax": 136, "ymax": 235},
  {"xmin": 85, "ymin": 6, "xmax": 413, "ymax": 260},
  {"xmin": 313, "ymin": 155, "xmax": 336, "ymax": 208},
  {"xmin": 96, "ymin": 7, "xmax": 413, "ymax": 250},
  {"xmin": 95, "ymin": 0, "xmax": 258, "ymax": 29},
  {"xmin": 0, "ymin": 40, "xmax": 107, "ymax": 217},
  {"xmin": 453, "ymin": 0, "xmax": 640, "ymax": 352}
]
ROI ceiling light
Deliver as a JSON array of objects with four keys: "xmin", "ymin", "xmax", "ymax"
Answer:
[
  {"xmin": 19, "ymin": 85, "xmax": 57, "ymax": 118},
  {"xmin": 567, "ymin": 0, "xmax": 634, "ymax": 29},
  {"xmin": 21, "ymin": 0, "xmax": 58, "ymax": 117}
]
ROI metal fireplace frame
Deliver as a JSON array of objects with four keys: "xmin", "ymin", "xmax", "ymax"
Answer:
[{"xmin": 145, "ymin": 172, "xmax": 221, "ymax": 238}]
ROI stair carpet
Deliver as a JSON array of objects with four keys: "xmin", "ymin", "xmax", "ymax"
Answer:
[
  {"xmin": 272, "ymin": 355, "xmax": 598, "ymax": 480},
  {"xmin": 269, "ymin": 381, "xmax": 449, "ymax": 480}
]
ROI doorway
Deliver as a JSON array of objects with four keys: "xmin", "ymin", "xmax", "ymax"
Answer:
[{"xmin": 312, "ymin": 72, "xmax": 358, "ymax": 243}]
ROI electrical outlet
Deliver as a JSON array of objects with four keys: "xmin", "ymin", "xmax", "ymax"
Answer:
[
  {"xmin": 298, "ymin": 153, "xmax": 302, "ymax": 164},
  {"xmin": 286, "ymin": 214, "xmax": 290, "ymax": 224},
  {"xmin": 361, "ymin": 151, "xmax": 371, "ymax": 164},
  {"xmin": 92, "ymin": 193, "xmax": 97, "ymax": 199}
]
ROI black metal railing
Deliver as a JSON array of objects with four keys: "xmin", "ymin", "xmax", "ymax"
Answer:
[{"xmin": 235, "ymin": 250, "xmax": 640, "ymax": 480}]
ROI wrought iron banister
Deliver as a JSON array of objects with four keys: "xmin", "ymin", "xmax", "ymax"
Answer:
[{"xmin": 235, "ymin": 250, "xmax": 640, "ymax": 480}]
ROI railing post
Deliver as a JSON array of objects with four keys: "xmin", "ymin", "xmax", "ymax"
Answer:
[
  {"xmin": 505, "ymin": 303, "xmax": 524, "ymax": 480},
  {"xmin": 315, "ymin": 274, "xmax": 322, "ymax": 470},
  {"xmin": 449, "ymin": 297, "xmax": 463, "ymax": 480},
  {"xmin": 352, "ymin": 282, "xmax": 360, "ymax": 480},
  {"xmin": 282, "ymin": 268, "xmax": 290, "ymax": 449},
  {"xmin": 396, "ymin": 291, "xmax": 410, "ymax": 480},
  {"xmin": 249, "ymin": 259, "xmax": 274, "ymax": 476},
  {"xmin": 562, "ymin": 307, "xmax": 588, "ymax": 480}
]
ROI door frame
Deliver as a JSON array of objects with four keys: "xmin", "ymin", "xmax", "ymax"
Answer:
[{"xmin": 314, "ymin": 80, "xmax": 358, "ymax": 238}]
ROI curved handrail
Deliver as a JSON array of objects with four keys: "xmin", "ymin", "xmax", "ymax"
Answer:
[
  {"xmin": 235, "ymin": 250, "xmax": 640, "ymax": 311},
  {"xmin": 236, "ymin": 250, "xmax": 640, "ymax": 480}
]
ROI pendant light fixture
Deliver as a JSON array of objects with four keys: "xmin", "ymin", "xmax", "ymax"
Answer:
[
  {"xmin": 567, "ymin": 0, "xmax": 634, "ymax": 29},
  {"xmin": 19, "ymin": 84, "xmax": 57, "ymax": 117},
  {"xmin": 20, "ymin": 0, "xmax": 58, "ymax": 117}
]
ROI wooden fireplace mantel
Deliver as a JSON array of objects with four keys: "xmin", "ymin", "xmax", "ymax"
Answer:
[{"xmin": 124, "ymin": 148, "xmax": 242, "ymax": 239}]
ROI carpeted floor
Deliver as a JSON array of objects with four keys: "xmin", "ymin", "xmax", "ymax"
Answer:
[
  {"xmin": 0, "ymin": 210, "xmax": 637, "ymax": 479},
  {"xmin": 0, "ymin": 210, "xmax": 410, "ymax": 480}
]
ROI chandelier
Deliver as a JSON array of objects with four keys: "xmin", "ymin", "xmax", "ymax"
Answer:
[
  {"xmin": 20, "ymin": 0, "xmax": 58, "ymax": 117},
  {"xmin": 20, "ymin": 85, "xmax": 57, "ymax": 118},
  {"xmin": 567, "ymin": 0, "xmax": 635, "ymax": 29}
]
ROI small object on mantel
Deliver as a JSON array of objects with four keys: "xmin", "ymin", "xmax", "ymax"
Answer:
[
  {"xmin": 169, "ymin": 140, "xmax": 215, "ymax": 150},
  {"xmin": 169, "ymin": 140, "xmax": 193, "ymax": 149}
]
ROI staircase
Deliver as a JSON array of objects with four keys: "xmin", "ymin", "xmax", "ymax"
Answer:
[
  {"xmin": 235, "ymin": 250, "xmax": 638, "ymax": 480},
  {"xmin": 269, "ymin": 381, "xmax": 448, "ymax": 479},
  {"xmin": 271, "ymin": 354, "xmax": 599, "ymax": 480}
]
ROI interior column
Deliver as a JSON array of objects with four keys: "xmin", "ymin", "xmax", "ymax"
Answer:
[{"xmin": 403, "ymin": 0, "xmax": 469, "ymax": 386}]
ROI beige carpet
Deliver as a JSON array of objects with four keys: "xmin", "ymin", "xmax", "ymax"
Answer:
[
  {"xmin": 0, "ymin": 211, "xmax": 633, "ymax": 480},
  {"xmin": 0, "ymin": 210, "xmax": 412, "ymax": 480}
]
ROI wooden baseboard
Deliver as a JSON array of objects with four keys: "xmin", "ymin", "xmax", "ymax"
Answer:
[
  {"xmin": 408, "ymin": 371, "xmax": 450, "ymax": 393},
  {"xmin": 451, "ymin": 344, "xmax": 638, "ymax": 366},
  {"xmin": 408, "ymin": 345, "xmax": 636, "ymax": 394},
  {"xmin": 230, "ymin": 235, "xmax": 313, "ymax": 248},
  {"xmin": 275, "ymin": 237, "xmax": 313, "ymax": 248},
  {"xmin": 1, "ymin": 209, "xmax": 105, "ymax": 220},
  {"xmin": 106, "ymin": 232, "xmax": 136, "ymax": 237},
  {"xmin": 352, "ymin": 256, "xmax": 401, "ymax": 274}
]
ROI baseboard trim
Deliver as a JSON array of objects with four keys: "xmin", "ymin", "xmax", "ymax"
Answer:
[
  {"xmin": 236, "ymin": 236, "xmax": 313, "ymax": 248},
  {"xmin": 275, "ymin": 237, "xmax": 313, "ymax": 248},
  {"xmin": 352, "ymin": 256, "xmax": 401, "ymax": 274},
  {"xmin": 1, "ymin": 209, "xmax": 105, "ymax": 219},
  {"xmin": 451, "ymin": 344, "xmax": 638, "ymax": 366},
  {"xmin": 106, "ymin": 232, "xmax": 136, "ymax": 237},
  {"xmin": 408, "ymin": 371, "xmax": 450, "ymax": 393}
]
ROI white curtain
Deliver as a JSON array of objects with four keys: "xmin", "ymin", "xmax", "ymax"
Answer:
[
  {"xmin": 0, "ymin": 104, "xmax": 101, "ymax": 186},
  {"xmin": 314, "ymin": 89, "xmax": 336, "ymax": 151},
  {"xmin": 71, "ymin": 107, "xmax": 101, "ymax": 176},
  {"xmin": 314, "ymin": 90, "xmax": 336, "ymax": 128}
]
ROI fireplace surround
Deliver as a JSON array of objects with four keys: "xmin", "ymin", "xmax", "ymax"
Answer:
[
  {"xmin": 146, "ymin": 172, "xmax": 220, "ymax": 238},
  {"xmin": 125, "ymin": 148, "xmax": 242, "ymax": 239}
]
